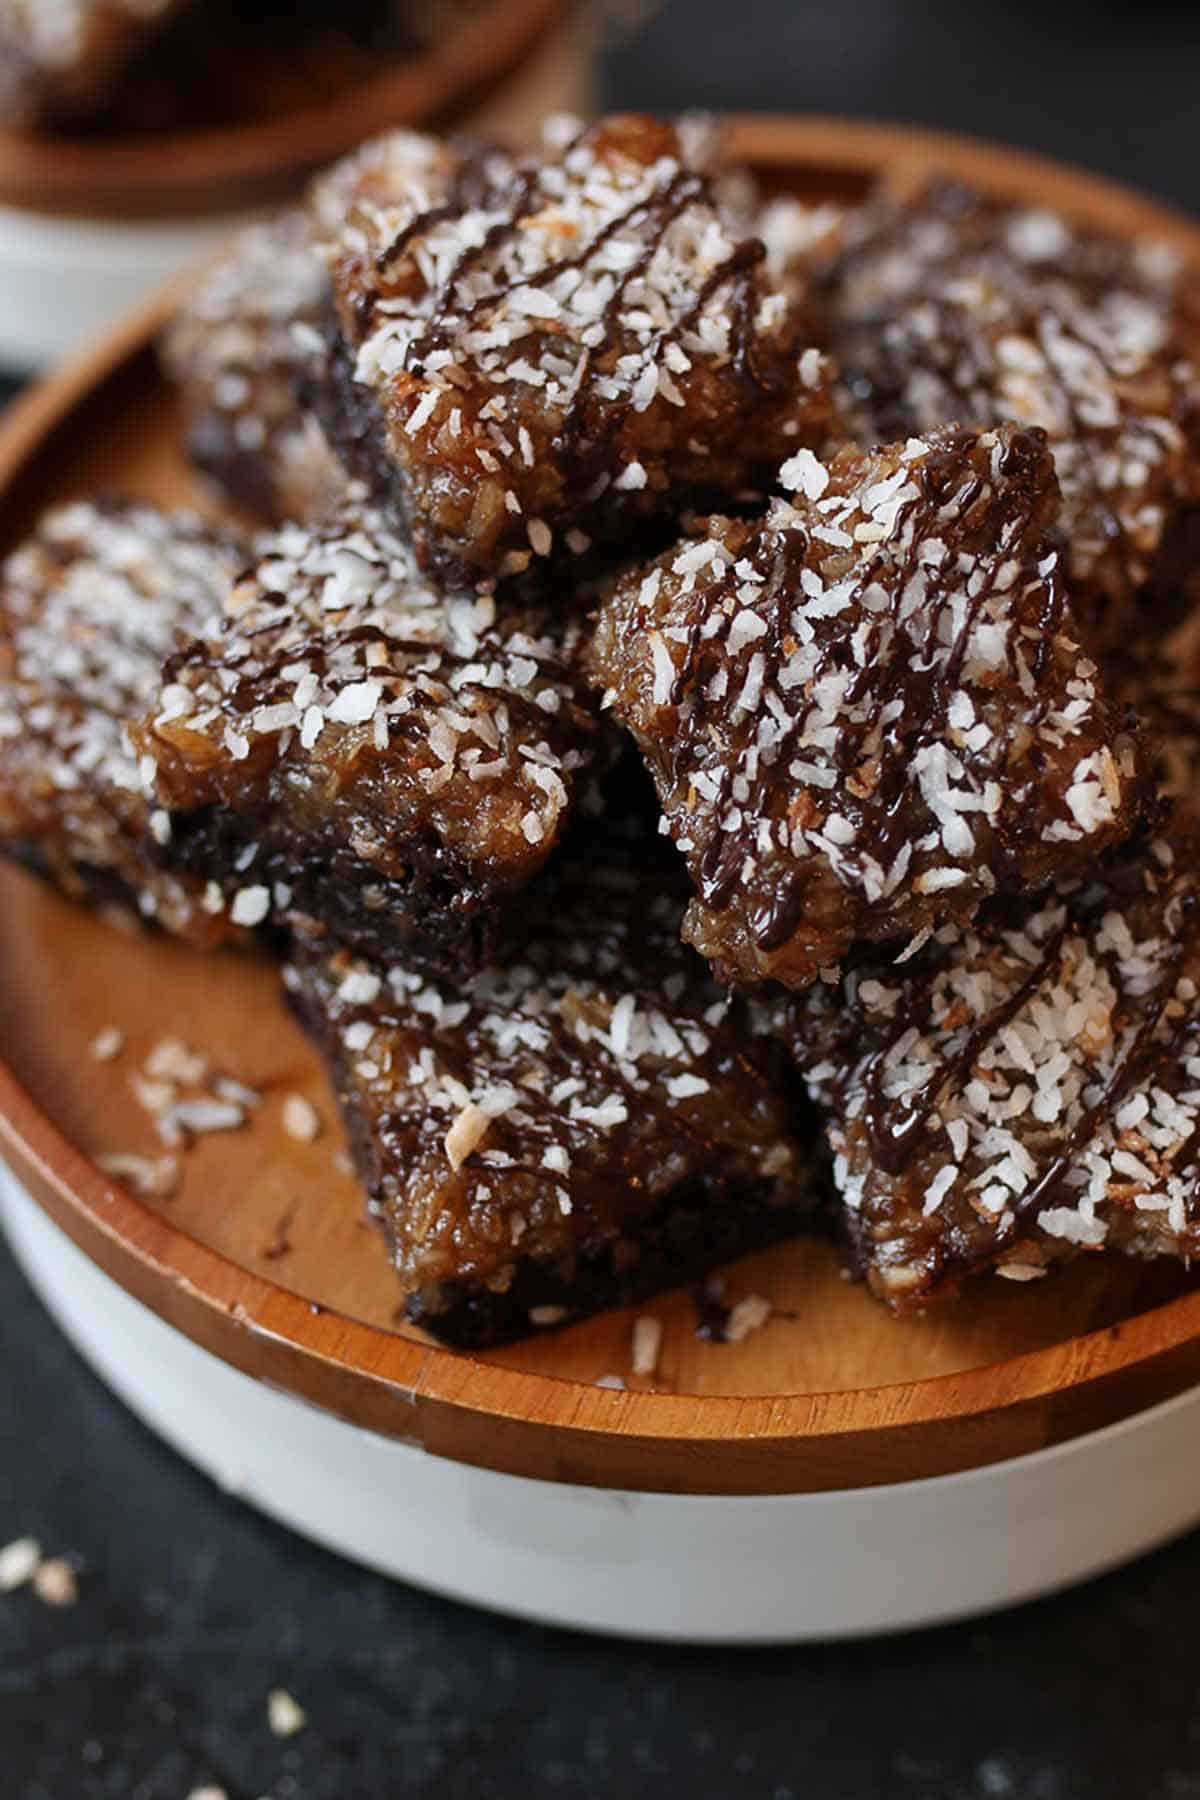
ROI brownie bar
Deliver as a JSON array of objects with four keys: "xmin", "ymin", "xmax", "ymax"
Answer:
[
  {"xmin": 0, "ymin": 499, "xmax": 245, "ymax": 945},
  {"xmin": 782, "ymin": 831, "xmax": 1200, "ymax": 1308},
  {"xmin": 589, "ymin": 424, "xmax": 1149, "ymax": 991},
  {"xmin": 826, "ymin": 178, "xmax": 1200, "ymax": 645},
  {"xmin": 311, "ymin": 114, "xmax": 834, "ymax": 585},
  {"xmin": 132, "ymin": 503, "xmax": 609, "ymax": 975},
  {"xmin": 285, "ymin": 843, "xmax": 821, "ymax": 1348},
  {"xmin": 161, "ymin": 210, "xmax": 347, "ymax": 528}
]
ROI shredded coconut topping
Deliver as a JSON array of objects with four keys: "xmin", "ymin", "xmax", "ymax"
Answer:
[
  {"xmin": 315, "ymin": 114, "xmax": 831, "ymax": 574},
  {"xmin": 283, "ymin": 845, "xmax": 809, "ymax": 1322},
  {"xmin": 0, "ymin": 500, "xmax": 243, "ymax": 945},
  {"xmin": 591, "ymin": 424, "xmax": 1145, "ymax": 991},
  {"xmin": 788, "ymin": 835, "xmax": 1200, "ymax": 1303},
  {"xmin": 830, "ymin": 179, "xmax": 1200, "ymax": 629},
  {"xmin": 136, "ymin": 502, "xmax": 601, "ymax": 943}
]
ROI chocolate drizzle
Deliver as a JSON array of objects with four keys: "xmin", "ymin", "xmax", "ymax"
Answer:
[
  {"xmin": 810, "ymin": 852, "xmax": 1200, "ymax": 1287},
  {"xmin": 318, "ymin": 115, "xmax": 824, "ymax": 584},
  {"xmin": 827, "ymin": 177, "xmax": 1200, "ymax": 635},
  {"xmin": 166, "ymin": 614, "xmax": 582, "ymax": 746},
  {"xmin": 372, "ymin": 142, "xmax": 780, "ymax": 484},
  {"xmin": 640, "ymin": 426, "xmax": 1086, "ymax": 963},
  {"xmin": 859, "ymin": 919, "xmax": 1073, "ymax": 1176}
]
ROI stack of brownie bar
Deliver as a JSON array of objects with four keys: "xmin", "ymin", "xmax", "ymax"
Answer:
[{"xmin": 5, "ymin": 113, "xmax": 1200, "ymax": 1345}]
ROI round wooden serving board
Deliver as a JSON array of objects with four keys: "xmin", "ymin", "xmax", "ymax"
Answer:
[
  {"xmin": 4, "ymin": 117, "xmax": 1200, "ymax": 1498},
  {"xmin": 0, "ymin": 0, "xmax": 564, "ymax": 219}
]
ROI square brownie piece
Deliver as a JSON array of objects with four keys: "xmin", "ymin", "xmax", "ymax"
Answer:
[
  {"xmin": 312, "ymin": 114, "xmax": 834, "ymax": 584},
  {"xmin": 826, "ymin": 179, "xmax": 1200, "ymax": 645},
  {"xmin": 285, "ymin": 840, "xmax": 821, "ymax": 1348},
  {"xmin": 0, "ymin": 499, "xmax": 244, "ymax": 944},
  {"xmin": 133, "ymin": 503, "xmax": 609, "ymax": 975},
  {"xmin": 589, "ymin": 424, "xmax": 1148, "ymax": 991},
  {"xmin": 784, "ymin": 832, "xmax": 1200, "ymax": 1308},
  {"xmin": 162, "ymin": 210, "xmax": 348, "ymax": 528}
]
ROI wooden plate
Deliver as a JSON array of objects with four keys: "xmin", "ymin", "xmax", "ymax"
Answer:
[
  {"xmin": 4, "ymin": 116, "xmax": 1200, "ymax": 1499},
  {"xmin": 0, "ymin": 0, "xmax": 564, "ymax": 219}
]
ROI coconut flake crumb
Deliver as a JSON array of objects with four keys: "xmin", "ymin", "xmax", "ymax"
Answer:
[
  {"xmin": 32, "ymin": 1558, "xmax": 77, "ymax": 1608},
  {"xmin": 164, "ymin": 1098, "xmax": 246, "ymax": 1137},
  {"xmin": 267, "ymin": 1687, "xmax": 307, "ymax": 1738},
  {"xmin": 631, "ymin": 1315, "xmax": 663, "ymax": 1378},
  {"xmin": 89, "ymin": 1027, "xmax": 124, "ymax": 1062},
  {"xmin": 145, "ymin": 1037, "xmax": 209, "ymax": 1085},
  {"xmin": 778, "ymin": 446, "xmax": 829, "ymax": 500},
  {"xmin": 231, "ymin": 884, "xmax": 271, "ymax": 928},
  {"xmin": 212, "ymin": 1076, "xmax": 260, "ymax": 1109},
  {"xmin": 95, "ymin": 1151, "xmax": 180, "ymax": 1199},
  {"xmin": 282, "ymin": 1094, "xmax": 322, "ymax": 1143},
  {"xmin": 723, "ymin": 1293, "xmax": 773, "ymax": 1343},
  {"xmin": 444, "ymin": 1102, "xmax": 492, "ymax": 1170},
  {"xmin": 529, "ymin": 1304, "xmax": 568, "ymax": 1327},
  {"xmin": 0, "ymin": 1537, "xmax": 40, "ymax": 1592}
]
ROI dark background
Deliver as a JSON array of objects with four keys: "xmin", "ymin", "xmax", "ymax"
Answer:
[{"xmin": 4, "ymin": 4, "xmax": 1200, "ymax": 1795}]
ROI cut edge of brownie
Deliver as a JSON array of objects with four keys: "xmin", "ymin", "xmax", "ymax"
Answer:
[
  {"xmin": 304, "ymin": 315, "xmax": 421, "ymax": 563},
  {"xmin": 0, "ymin": 837, "xmax": 241, "ymax": 950},
  {"xmin": 404, "ymin": 1178, "xmax": 816, "ymax": 1350},
  {"xmin": 161, "ymin": 804, "xmax": 510, "ymax": 980},
  {"xmin": 287, "ymin": 967, "xmax": 825, "ymax": 1349}
]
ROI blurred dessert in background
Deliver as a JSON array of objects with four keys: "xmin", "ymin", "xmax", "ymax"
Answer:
[{"xmin": 0, "ymin": 1, "xmax": 482, "ymax": 138}]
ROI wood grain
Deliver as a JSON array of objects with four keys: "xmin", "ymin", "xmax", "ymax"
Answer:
[
  {"xmin": 3, "ymin": 117, "xmax": 1200, "ymax": 1495},
  {"xmin": 0, "ymin": 0, "xmax": 563, "ymax": 219}
]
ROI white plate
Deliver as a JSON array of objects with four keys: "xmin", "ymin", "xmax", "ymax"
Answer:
[
  {"xmin": 0, "ymin": 203, "xmax": 258, "ymax": 370},
  {"xmin": 5, "ymin": 1165, "xmax": 1200, "ymax": 1642}
]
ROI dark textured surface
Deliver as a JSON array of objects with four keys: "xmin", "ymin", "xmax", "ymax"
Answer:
[
  {"xmin": 607, "ymin": 0, "xmax": 1200, "ymax": 215},
  {"xmin": 5, "ymin": 7, "xmax": 1200, "ymax": 1792},
  {"xmin": 9, "ymin": 1242, "xmax": 1200, "ymax": 1800}
]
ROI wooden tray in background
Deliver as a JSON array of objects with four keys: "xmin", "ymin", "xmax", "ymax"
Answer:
[
  {"xmin": 4, "ymin": 116, "xmax": 1200, "ymax": 1498},
  {"xmin": 0, "ymin": 0, "xmax": 565, "ymax": 218}
]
